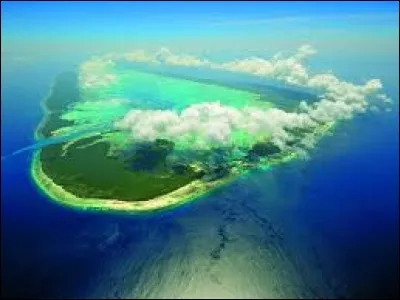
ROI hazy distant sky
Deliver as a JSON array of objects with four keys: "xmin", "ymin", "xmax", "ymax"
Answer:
[{"xmin": 1, "ymin": 1, "xmax": 399, "ymax": 65}]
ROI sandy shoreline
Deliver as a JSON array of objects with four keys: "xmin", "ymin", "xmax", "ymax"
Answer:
[{"xmin": 30, "ymin": 150, "xmax": 234, "ymax": 213}]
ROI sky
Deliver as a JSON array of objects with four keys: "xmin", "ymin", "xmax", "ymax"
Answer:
[{"xmin": 1, "ymin": 1, "xmax": 399, "ymax": 62}]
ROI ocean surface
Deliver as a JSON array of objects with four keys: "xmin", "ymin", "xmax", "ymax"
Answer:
[{"xmin": 1, "ymin": 58, "xmax": 399, "ymax": 299}]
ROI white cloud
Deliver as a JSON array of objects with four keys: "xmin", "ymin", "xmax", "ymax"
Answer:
[
  {"xmin": 81, "ymin": 45, "xmax": 389, "ymax": 154},
  {"xmin": 115, "ymin": 102, "xmax": 320, "ymax": 152},
  {"xmin": 80, "ymin": 57, "xmax": 117, "ymax": 88},
  {"xmin": 123, "ymin": 46, "xmax": 211, "ymax": 67},
  {"xmin": 124, "ymin": 50, "xmax": 156, "ymax": 63},
  {"xmin": 377, "ymin": 93, "xmax": 393, "ymax": 104}
]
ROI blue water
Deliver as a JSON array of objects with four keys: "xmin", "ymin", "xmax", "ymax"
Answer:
[{"xmin": 1, "ymin": 58, "xmax": 398, "ymax": 298}]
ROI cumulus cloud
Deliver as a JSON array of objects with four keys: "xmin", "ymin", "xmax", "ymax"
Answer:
[
  {"xmin": 81, "ymin": 45, "xmax": 390, "ymax": 154},
  {"xmin": 80, "ymin": 57, "xmax": 117, "ymax": 88},
  {"xmin": 115, "ymin": 102, "xmax": 320, "ymax": 151},
  {"xmin": 154, "ymin": 47, "xmax": 211, "ymax": 67},
  {"xmin": 123, "ymin": 50, "xmax": 155, "ymax": 63},
  {"xmin": 377, "ymin": 93, "xmax": 393, "ymax": 104}
]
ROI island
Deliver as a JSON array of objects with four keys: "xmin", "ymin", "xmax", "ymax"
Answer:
[{"xmin": 31, "ymin": 60, "xmax": 333, "ymax": 213}]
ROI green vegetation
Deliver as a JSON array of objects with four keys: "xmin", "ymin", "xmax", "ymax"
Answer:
[
  {"xmin": 37, "ymin": 72, "xmax": 80, "ymax": 138},
  {"xmin": 126, "ymin": 139, "xmax": 175, "ymax": 171},
  {"xmin": 40, "ymin": 136, "xmax": 201, "ymax": 201},
  {"xmin": 46, "ymin": 72, "xmax": 81, "ymax": 111},
  {"xmin": 39, "ymin": 112, "xmax": 74, "ymax": 138},
  {"xmin": 249, "ymin": 141, "xmax": 281, "ymax": 157}
]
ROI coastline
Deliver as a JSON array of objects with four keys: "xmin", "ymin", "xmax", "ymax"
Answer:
[
  {"xmin": 34, "ymin": 80, "xmax": 55, "ymax": 140},
  {"xmin": 31, "ymin": 150, "xmax": 237, "ymax": 213}
]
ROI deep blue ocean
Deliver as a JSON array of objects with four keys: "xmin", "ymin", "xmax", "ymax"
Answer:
[{"xmin": 1, "ymin": 57, "xmax": 398, "ymax": 299}]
